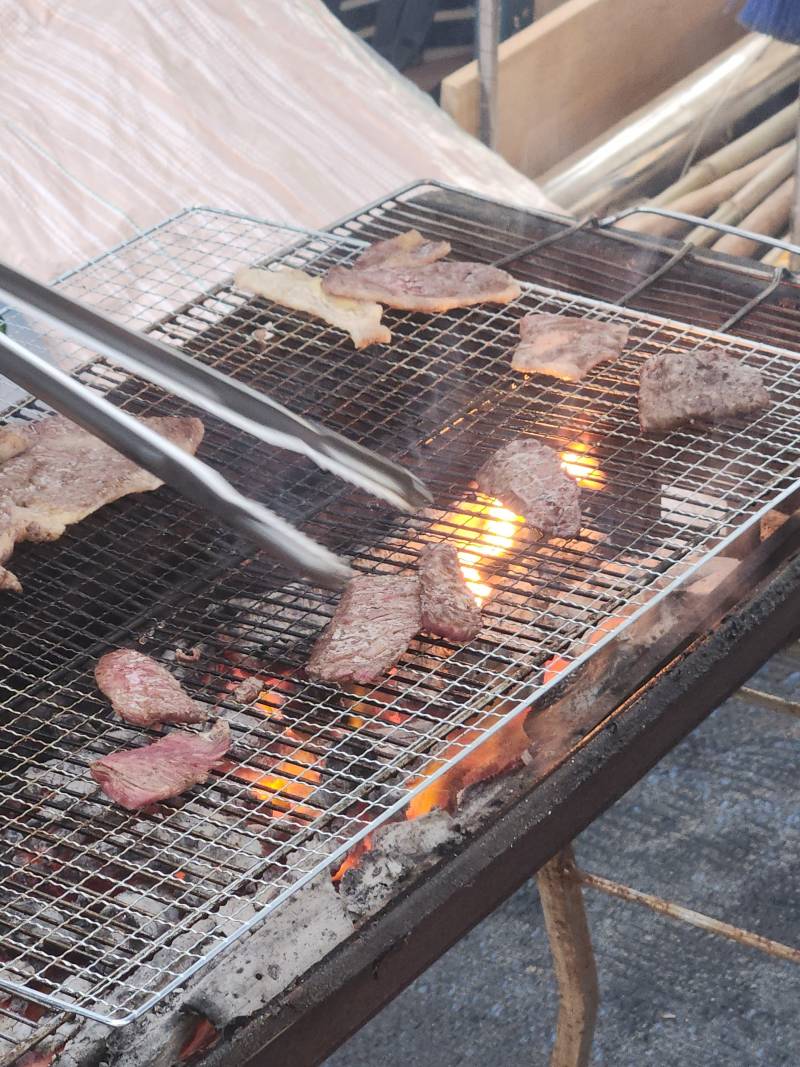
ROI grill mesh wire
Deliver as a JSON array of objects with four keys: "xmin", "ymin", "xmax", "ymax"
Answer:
[{"xmin": 1, "ymin": 186, "xmax": 800, "ymax": 1026}]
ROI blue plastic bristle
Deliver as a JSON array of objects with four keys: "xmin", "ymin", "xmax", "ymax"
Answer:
[{"xmin": 737, "ymin": 0, "xmax": 800, "ymax": 44}]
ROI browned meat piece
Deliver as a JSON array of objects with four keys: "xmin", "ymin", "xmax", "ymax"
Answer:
[
  {"xmin": 638, "ymin": 347, "xmax": 770, "ymax": 433},
  {"xmin": 95, "ymin": 649, "xmax": 208, "ymax": 729},
  {"xmin": 307, "ymin": 574, "xmax": 421, "ymax": 685},
  {"xmin": 0, "ymin": 414, "xmax": 204, "ymax": 592},
  {"xmin": 512, "ymin": 313, "xmax": 629, "ymax": 380},
  {"xmin": 353, "ymin": 229, "xmax": 451, "ymax": 270},
  {"xmin": 419, "ymin": 542, "xmax": 481, "ymax": 643},
  {"xmin": 90, "ymin": 721, "xmax": 230, "ymax": 810},
  {"xmin": 322, "ymin": 261, "xmax": 521, "ymax": 313},
  {"xmin": 476, "ymin": 439, "xmax": 581, "ymax": 538}
]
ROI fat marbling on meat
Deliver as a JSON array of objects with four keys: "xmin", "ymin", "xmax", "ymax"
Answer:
[
  {"xmin": 90, "ymin": 720, "xmax": 230, "ymax": 810},
  {"xmin": 419, "ymin": 542, "xmax": 481, "ymax": 642},
  {"xmin": 307, "ymin": 573, "xmax": 421, "ymax": 686},
  {"xmin": 0, "ymin": 414, "xmax": 204, "ymax": 592},
  {"xmin": 322, "ymin": 260, "xmax": 521, "ymax": 313},
  {"xmin": 512, "ymin": 313, "xmax": 629, "ymax": 380},
  {"xmin": 476, "ymin": 438, "xmax": 581, "ymax": 538},
  {"xmin": 95, "ymin": 649, "xmax": 209, "ymax": 729},
  {"xmin": 638, "ymin": 347, "xmax": 770, "ymax": 433}
]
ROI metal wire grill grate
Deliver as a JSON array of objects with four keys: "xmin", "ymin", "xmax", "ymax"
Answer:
[{"xmin": 2, "ymin": 186, "xmax": 800, "ymax": 1027}]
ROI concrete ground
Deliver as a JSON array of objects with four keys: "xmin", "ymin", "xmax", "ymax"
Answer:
[{"xmin": 325, "ymin": 652, "xmax": 800, "ymax": 1067}]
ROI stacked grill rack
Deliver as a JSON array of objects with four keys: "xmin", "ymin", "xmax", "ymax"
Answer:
[{"xmin": 1, "ymin": 183, "xmax": 800, "ymax": 1031}]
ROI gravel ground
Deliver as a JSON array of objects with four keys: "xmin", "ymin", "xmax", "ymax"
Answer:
[{"xmin": 325, "ymin": 654, "xmax": 800, "ymax": 1067}]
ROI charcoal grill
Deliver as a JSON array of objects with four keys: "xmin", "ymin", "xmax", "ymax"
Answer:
[{"xmin": 2, "ymin": 182, "xmax": 800, "ymax": 1064}]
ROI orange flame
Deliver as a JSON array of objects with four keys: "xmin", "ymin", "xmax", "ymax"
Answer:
[{"xmin": 560, "ymin": 441, "xmax": 605, "ymax": 490}]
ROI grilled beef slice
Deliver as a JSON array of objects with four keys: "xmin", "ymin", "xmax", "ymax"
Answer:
[
  {"xmin": 322, "ymin": 260, "xmax": 521, "ymax": 313},
  {"xmin": 95, "ymin": 649, "xmax": 208, "ymax": 729},
  {"xmin": 90, "ymin": 721, "xmax": 230, "ymax": 810},
  {"xmin": 0, "ymin": 414, "xmax": 204, "ymax": 592},
  {"xmin": 476, "ymin": 439, "xmax": 581, "ymax": 538},
  {"xmin": 307, "ymin": 574, "xmax": 421, "ymax": 685},
  {"xmin": 353, "ymin": 229, "xmax": 451, "ymax": 269},
  {"xmin": 512, "ymin": 313, "xmax": 629, "ymax": 380},
  {"xmin": 419, "ymin": 542, "xmax": 481, "ymax": 642},
  {"xmin": 638, "ymin": 347, "xmax": 770, "ymax": 432}
]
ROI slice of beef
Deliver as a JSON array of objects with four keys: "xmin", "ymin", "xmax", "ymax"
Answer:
[
  {"xmin": 90, "ymin": 721, "xmax": 230, "ymax": 810},
  {"xmin": 476, "ymin": 439, "xmax": 581, "ymax": 538},
  {"xmin": 512, "ymin": 313, "xmax": 629, "ymax": 380},
  {"xmin": 95, "ymin": 649, "xmax": 208, "ymax": 729},
  {"xmin": 638, "ymin": 347, "xmax": 770, "ymax": 433},
  {"xmin": 0, "ymin": 414, "xmax": 204, "ymax": 592},
  {"xmin": 307, "ymin": 574, "xmax": 421, "ymax": 686},
  {"xmin": 353, "ymin": 229, "xmax": 451, "ymax": 270},
  {"xmin": 322, "ymin": 261, "xmax": 521, "ymax": 313},
  {"xmin": 419, "ymin": 542, "xmax": 481, "ymax": 642}
]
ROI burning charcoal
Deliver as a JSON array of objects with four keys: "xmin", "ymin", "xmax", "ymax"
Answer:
[
  {"xmin": 512, "ymin": 313, "xmax": 629, "ymax": 380},
  {"xmin": 638, "ymin": 347, "xmax": 770, "ymax": 432},
  {"xmin": 338, "ymin": 810, "xmax": 461, "ymax": 921}
]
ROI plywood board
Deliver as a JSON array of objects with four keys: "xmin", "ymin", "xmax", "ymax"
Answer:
[{"xmin": 441, "ymin": 0, "xmax": 744, "ymax": 177}]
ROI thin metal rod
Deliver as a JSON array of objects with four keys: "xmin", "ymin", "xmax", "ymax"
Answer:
[
  {"xmin": 576, "ymin": 869, "xmax": 800, "ymax": 965},
  {"xmin": 477, "ymin": 0, "xmax": 500, "ymax": 149},
  {"xmin": 720, "ymin": 267, "xmax": 785, "ymax": 332},
  {"xmin": 737, "ymin": 686, "xmax": 800, "ymax": 718},
  {"xmin": 537, "ymin": 847, "xmax": 599, "ymax": 1067},
  {"xmin": 601, "ymin": 206, "xmax": 800, "ymax": 257}
]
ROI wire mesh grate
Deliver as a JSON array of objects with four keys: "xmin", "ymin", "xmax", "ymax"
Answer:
[{"xmin": 2, "ymin": 187, "xmax": 800, "ymax": 1026}]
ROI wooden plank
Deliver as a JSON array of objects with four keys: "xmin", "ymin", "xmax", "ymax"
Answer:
[{"xmin": 440, "ymin": 0, "xmax": 744, "ymax": 177}]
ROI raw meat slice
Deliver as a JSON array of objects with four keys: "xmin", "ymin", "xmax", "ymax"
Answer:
[
  {"xmin": 95, "ymin": 649, "xmax": 208, "ymax": 728},
  {"xmin": 0, "ymin": 414, "xmax": 204, "ymax": 592},
  {"xmin": 638, "ymin": 347, "xmax": 770, "ymax": 433},
  {"xmin": 419, "ymin": 542, "xmax": 481, "ymax": 642},
  {"xmin": 90, "ymin": 721, "xmax": 230, "ymax": 810},
  {"xmin": 476, "ymin": 439, "xmax": 581, "ymax": 538},
  {"xmin": 234, "ymin": 266, "xmax": 390, "ymax": 348},
  {"xmin": 307, "ymin": 573, "xmax": 421, "ymax": 685},
  {"xmin": 353, "ymin": 229, "xmax": 451, "ymax": 269},
  {"xmin": 322, "ymin": 260, "xmax": 521, "ymax": 312},
  {"xmin": 512, "ymin": 313, "xmax": 629, "ymax": 380}
]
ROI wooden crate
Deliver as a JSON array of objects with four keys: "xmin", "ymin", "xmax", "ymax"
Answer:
[{"xmin": 440, "ymin": 0, "xmax": 744, "ymax": 178}]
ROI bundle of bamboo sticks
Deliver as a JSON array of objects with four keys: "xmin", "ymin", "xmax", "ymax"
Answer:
[{"xmin": 619, "ymin": 100, "xmax": 797, "ymax": 264}]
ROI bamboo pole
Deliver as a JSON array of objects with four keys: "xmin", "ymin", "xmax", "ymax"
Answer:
[
  {"xmin": 686, "ymin": 143, "xmax": 796, "ymax": 246},
  {"xmin": 762, "ymin": 231, "xmax": 792, "ymax": 266},
  {"xmin": 650, "ymin": 99, "xmax": 800, "ymax": 205},
  {"xmin": 618, "ymin": 145, "xmax": 788, "ymax": 236},
  {"xmin": 711, "ymin": 176, "xmax": 794, "ymax": 257}
]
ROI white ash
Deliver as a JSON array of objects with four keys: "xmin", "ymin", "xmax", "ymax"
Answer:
[
  {"xmin": 453, "ymin": 775, "xmax": 513, "ymax": 834},
  {"xmin": 218, "ymin": 587, "xmax": 330, "ymax": 656},
  {"xmin": 761, "ymin": 508, "xmax": 791, "ymax": 540},
  {"xmin": 250, "ymin": 326, "xmax": 274, "ymax": 344},
  {"xmin": 187, "ymin": 867, "xmax": 353, "ymax": 1028},
  {"xmin": 338, "ymin": 809, "xmax": 462, "ymax": 921}
]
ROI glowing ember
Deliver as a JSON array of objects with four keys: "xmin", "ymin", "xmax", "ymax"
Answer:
[
  {"xmin": 406, "ymin": 705, "xmax": 530, "ymax": 820},
  {"xmin": 543, "ymin": 613, "xmax": 627, "ymax": 684},
  {"xmin": 333, "ymin": 833, "xmax": 373, "ymax": 882}
]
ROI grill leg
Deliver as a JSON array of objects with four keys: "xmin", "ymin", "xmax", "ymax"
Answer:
[{"xmin": 537, "ymin": 844, "xmax": 599, "ymax": 1067}]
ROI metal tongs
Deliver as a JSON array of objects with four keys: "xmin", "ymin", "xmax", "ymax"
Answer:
[{"xmin": 0, "ymin": 262, "xmax": 432, "ymax": 589}]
